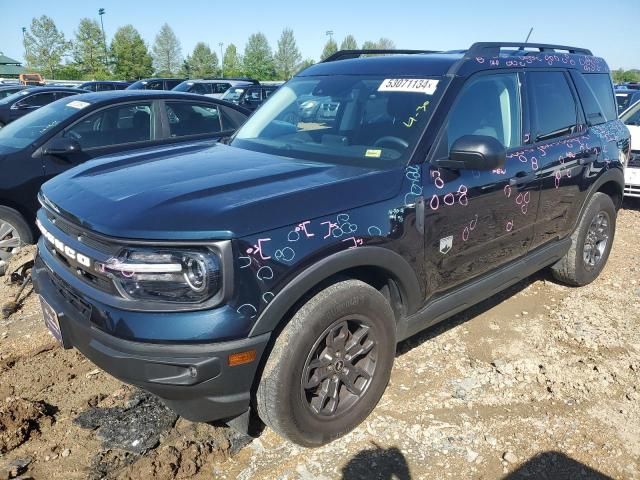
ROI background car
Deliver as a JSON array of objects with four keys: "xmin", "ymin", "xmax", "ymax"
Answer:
[
  {"xmin": 126, "ymin": 78, "xmax": 185, "ymax": 91},
  {"xmin": 0, "ymin": 86, "xmax": 84, "ymax": 127},
  {"xmin": 0, "ymin": 84, "xmax": 26, "ymax": 99},
  {"xmin": 620, "ymin": 100, "xmax": 640, "ymax": 197},
  {"xmin": 0, "ymin": 90, "xmax": 249, "ymax": 273},
  {"xmin": 76, "ymin": 81, "xmax": 131, "ymax": 92},
  {"xmin": 221, "ymin": 83, "xmax": 281, "ymax": 110},
  {"xmin": 174, "ymin": 78, "xmax": 259, "ymax": 98},
  {"xmin": 615, "ymin": 87, "xmax": 640, "ymax": 113}
]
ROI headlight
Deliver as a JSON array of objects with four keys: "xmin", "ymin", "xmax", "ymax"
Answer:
[{"xmin": 96, "ymin": 248, "xmax": 221, "ymax": 304}]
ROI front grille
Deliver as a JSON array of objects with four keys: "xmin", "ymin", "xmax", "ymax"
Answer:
[
  {"xmin": 48, "ymin": 266, "xmax": 92, "ymax": 320},
  {"xmin": 43, "ymin": 209, "xmax": 117, "ymax": 254},
  {"xmin": 629, "ymin": 151, "xmax": 640, "ymax": 169}
]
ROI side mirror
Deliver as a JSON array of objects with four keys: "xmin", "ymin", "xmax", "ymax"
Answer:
[
  {"xmin": 42, "ymin": 137, "xmax": 82, "ymax": 158},
  {"xmin": 436, "ymin": 135, "xmax": 506, "ymax": 171}
]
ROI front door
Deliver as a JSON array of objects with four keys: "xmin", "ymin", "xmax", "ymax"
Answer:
[{"xmin": 423, "ymin": 71, "xmax": 539, "ymax": 295}]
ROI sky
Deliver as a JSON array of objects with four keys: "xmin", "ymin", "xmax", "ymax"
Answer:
[{"xmin": 1, "ymin": 0, "xmax": 639, "ymax": 70}]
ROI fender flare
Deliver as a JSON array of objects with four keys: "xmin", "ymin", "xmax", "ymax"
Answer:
[
  {"xmin": 572, "ymin": 167, "xmax": 624, "ymax": 232},
  {"xmin": 248, "ymin": 246, "xmax": 423, "ymax": 337}
]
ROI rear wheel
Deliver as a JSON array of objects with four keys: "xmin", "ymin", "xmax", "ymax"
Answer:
[
  {"xmin": 256, "ymin": 279, "xmax": 396, "ymax": 447},
  {"xmin": 551, "ymin": 192, "xmax": 616, "ymax": 286},
  {"xmin": 0, "ymin": 206, "xmax": 33, "ymax": 276}
]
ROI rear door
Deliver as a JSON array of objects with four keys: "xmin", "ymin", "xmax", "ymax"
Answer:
[{"xmin": 424, "ymin": 71, "xmax": 538, "ymax": 292}]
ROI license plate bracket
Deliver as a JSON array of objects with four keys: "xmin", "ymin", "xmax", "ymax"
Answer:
[{"xmin": 40, "ymin": 295, "xmax": 62, "ymax": 344}]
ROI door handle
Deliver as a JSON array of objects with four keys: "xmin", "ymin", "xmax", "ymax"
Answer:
[{"xmin": 509, "ymin": 171, "xmax": 536, "ymax": 186}]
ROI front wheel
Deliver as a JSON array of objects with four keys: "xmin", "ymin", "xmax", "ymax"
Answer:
[
  {"xmin": 256, "ymin": 279, "xmax": 396, "ymax": 447},
  {"xmin": 551, "ymin": 192, "xmax": 616, "ymax": 286}
]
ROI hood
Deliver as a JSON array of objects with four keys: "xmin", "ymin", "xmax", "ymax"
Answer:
[{"xmin": 41, "ymin": 143, "xmax": 402, "ymax": 240}]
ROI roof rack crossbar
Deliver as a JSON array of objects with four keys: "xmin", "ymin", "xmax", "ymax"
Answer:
[
  {"xmin": 466, "ymin": 42, "xmax": 593, "ymax": 57},
  {"xmin": 322, "ymin": 49, "xmax": 438, "ymax": 63}
]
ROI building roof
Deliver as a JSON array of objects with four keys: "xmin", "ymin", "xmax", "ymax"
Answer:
[
  {"xmin": 0, "ymin": 53, "xmax": 26, "ymax": 76},
  {"xmin": 0, "ymin": 54, "xmax": 22, "ymax": 66}
]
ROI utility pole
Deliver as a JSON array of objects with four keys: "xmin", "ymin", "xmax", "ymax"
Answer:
[
  {"xmin": 98, "ymin": 8, "xmax": 108, "ymax": 69},
  {"xmin": 326, "ymin": 30, "xmax": 334, "ymax": 42},
  {"xmin": 219, "ymin": 42, "xmax": 224, "ymax": 78}
]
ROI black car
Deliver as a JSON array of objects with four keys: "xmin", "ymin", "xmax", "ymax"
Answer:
[
  {"xmin": 0, "ymin": 87, "xmax": 84, "ymax": 127},
  {"xmin": 33, "ymin": 43, "xmax": 628, "ymax": 447},
  {"xmin": 126, "ymin": 78, "xmax": 185, "ymax": 91},
  {"xmin": 0, "ymin": 85, "xmax": 27, "ymax": 99},
  {"xmin": 615, "ymin": 87, "xmax": 640, "ymax": 113},
  {"xmin": 76, "ymin": 81, "xmax": 131, "ymax": 92},
  {"xmin": 0, "ymin": 90, "xmax": 249, "ymax": 273},
  {"xmin": 221, "ymin": 83, "xmax": 281, "ymax": 110}
]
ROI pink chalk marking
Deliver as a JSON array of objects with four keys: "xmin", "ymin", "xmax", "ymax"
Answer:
[
  {"xmin": 342, "ymin": 236, "xmax": 363, "ymax": 249},
  {"xmin": 321, "ymin": 221, "xmax": 339, "ymax": 239},
  {"xmin": 295, "ymin": 220, "xmax": 315, "ymax": 238},
  {"xmin": 247, "ymin": 238, "xmax": 272, "ymax": 260}
]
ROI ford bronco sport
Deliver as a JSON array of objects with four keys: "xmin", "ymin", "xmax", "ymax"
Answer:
[{"xmin": 33, "ymin": 43, "xmax": 629, "ymax": 447}]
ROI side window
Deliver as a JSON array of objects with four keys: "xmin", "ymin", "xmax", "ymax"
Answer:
[
  {"xmin": 20, "ymin": 93, "xmax": 56, "ymax": 108},
  {"xmin": 166, "ymin": 80, "xmax": 182, "ymax": 90},
  {"xmin": 214, "ymin": 83, "xmax": 231, "ymax": 94},
  {"xmin": 97, "ymin": 83, "xmax": 114, "ymax": 92},
  {"xmin": 164, "ymin": 102, "xmax": 222, "ymax": 137},
  {"xmin": 247, "ymin": 87, "xmax": 262, "ymax": 101},
  {"xmin": 64, "ymin": 102, "xmax": 153, "ymax": 149},
  {"xmin": 146, "ymin": 80, "xmax": 164, "ymax": 90},
  {"xmin": 55, "ymin": 92, "xmax": 79, "ymax": 100},
  {"xmin": 583, "ymin": 74, "xmax": 617, "ymax": 121},
  {"xmin": 435, "ymin": 73, "xmax": 522, "ymax": 158},
  {"xmin": 190, "ymin": 83, "xmax": 208, "ymax": 95},
  {"xmin": 615, "ymin": 94, "xmax": 630, "ymax": 112},
  {"xmin": 263, "ymin": 87, "xmax": 276, "ymax": 99},
  {"xmin": 529, "ymin": 71, "xmax": 577, "ymax": 141},
  {"xmin": 220, "ymin": 106, "xmax": 247, "ymax": 131}
]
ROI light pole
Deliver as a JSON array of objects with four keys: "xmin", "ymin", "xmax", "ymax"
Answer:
[
  {"xmin": 219, "ymin": 42, "xmax": 224, "ymax": 78},
  {"xmin": 326, "ymin": 30, "xmax": 334, "ymax": 42},
  {"xmin": 21, "ymin": 27, "xmax": 27, "ymax": 63},
  {"xmin": 98, "ymin": 8, "xmax": 108, "ymax": 69}
]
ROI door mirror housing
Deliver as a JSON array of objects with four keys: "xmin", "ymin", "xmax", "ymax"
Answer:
[
  {"xmin": 43, "ymin": 137, "xmax": 82, "ymax": 158},
  {"xmin": 436, "ymin": 135, "xmax": 506, "ymax": 171}
]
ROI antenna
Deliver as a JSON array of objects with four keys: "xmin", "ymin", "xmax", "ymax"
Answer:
[{"xmin": 524, "ymin": 27, "xmax": 533, "ymax": 44}]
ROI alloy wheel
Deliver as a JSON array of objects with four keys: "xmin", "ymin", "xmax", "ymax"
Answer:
[
  {"xmin": 583, "ymin": 211, "xmax": 610, "ymax": 270},
  {"xmin": 0, "ymin": 220, "xmax": 22, "ymax": 273}
]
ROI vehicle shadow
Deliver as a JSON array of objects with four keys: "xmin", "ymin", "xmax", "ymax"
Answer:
[
  {"xmin": 502, "ymin": 451, "xmax": 614, "ymax": 479},
  {"xmin": 396, "ymin": 269, "xmax": 550, "ymax": 357},
  {"xmin": 340, "ymin": 442, "xmax": 411, "ymax": 480},
  {"xmin": 622, "ymin": 196, "xmax": 640, "ymax": 211}
]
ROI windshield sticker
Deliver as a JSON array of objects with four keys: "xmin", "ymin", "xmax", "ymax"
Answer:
[
  {"xmin": 378, "ymin": 79, "xmax": 439, "ymax": 95},
  {"xmin": 66, "ymin": 100, "xmax": 90, "ymax": 110},
  {"xmin": 365, "ymin": 149, "xmax": 382, "ymax": 158}
]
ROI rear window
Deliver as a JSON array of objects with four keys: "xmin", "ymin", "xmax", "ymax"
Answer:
[{"xmin": 583, "ymin": 74, "xmax": 617, "ymax": 121}]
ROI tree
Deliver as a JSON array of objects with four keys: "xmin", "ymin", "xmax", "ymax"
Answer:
[
  {"xmin": 376, "ymin": 37, "xmax": 396, "ymax": 49},
  {"xmin": 152, "ymin": 23, "xmax": 182, "ymax": 75},
  {"xmin": 110, "ymin": 25, "xmax": 153, "ymax": 80},
  {"xmin": 296, "ymin": 59, "xmax": 315, "ymax": 74},
  {"xmin": 361, "ymin": 40, "xmax": 378, "ymax": 50},
  {"xmin": 320, "ymin": 38, "xmax": 338, "ymax": 61},
  {"xmin": 274, "ymin": 28, "xmax": 301, "ymax": 80},
  {"xmin": 613, "ymin": 68, "xmax": 640, "ymax": 83},
  {"xmin": 340, "ymin": 35, "xmax": 358, "ymax": 50},
  {"xmin": 243, "ymin": 33, "xmax": 275, "ymax": 80},
  {"xmin": 185, "ymin": 42, "xmax": 219, "ymax": 78},
  {"xmin": 73, "ymin": 18, "xmax": 107, "ymax": 79},
  {"xmin": 23, "ymin": 15, "xmax": 70, "ymax": 79},
  {"xmin": 222, "ymin": 43, "xmax": 242, "ymax": 77}
]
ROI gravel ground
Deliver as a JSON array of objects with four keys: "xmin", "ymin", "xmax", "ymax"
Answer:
[{"xmin": 0, "ymin": 200, "xmax": 638, "ymax": 480}]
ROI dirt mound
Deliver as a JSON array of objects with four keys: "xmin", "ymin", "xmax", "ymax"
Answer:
[{"xmin": 0, "ymin": 397, "xmax": 53, "ymax": 453}]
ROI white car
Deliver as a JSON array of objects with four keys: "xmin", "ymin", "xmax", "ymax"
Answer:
[{"xmin": 621, "ymin": 101, "xmax": 640, "ymax": 198}]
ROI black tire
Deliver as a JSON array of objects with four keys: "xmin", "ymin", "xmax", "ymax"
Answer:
[
  {"xmin": 256, "ymin": 279, "xmax": 396, "ymax": 447},
  {"xmin": 551, "ymin": 192, "xmax": 616, "ymax": 286},
  {"xmin": 0, "ymin": 206, "xmax": 33, "ymax": 276}
]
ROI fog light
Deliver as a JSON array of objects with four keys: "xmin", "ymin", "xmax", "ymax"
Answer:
[{"xmin": 228, "ymin": 350, "xmax": 256, "ymax": 366}]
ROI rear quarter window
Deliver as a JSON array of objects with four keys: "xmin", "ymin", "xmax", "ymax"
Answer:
[{"xmin": 583, "ymin": 74, "xmax": 617, "ymax": 121}]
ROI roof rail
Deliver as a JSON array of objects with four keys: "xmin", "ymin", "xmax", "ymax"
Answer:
[
  {"xmin": 322, "ymin": 49, "xmax": 438, "ymax": 63},
  {"xmin": 466, "ymin": 42, "xmax": 593, "ymax": 57}
]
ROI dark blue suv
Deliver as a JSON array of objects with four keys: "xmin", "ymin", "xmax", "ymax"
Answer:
[{"xmin": 33, "ymin": 43, "xmax": 629, "ymax": 447}]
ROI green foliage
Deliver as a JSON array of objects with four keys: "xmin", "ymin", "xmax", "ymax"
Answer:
[
  {"xmin": 110, "ymin": 25, "xmax": 153, "ymax": 80},
  {"xmin": 152, "ymin": 23, "xmax": 183, "ymax": 75},
  {"xmin": 54, "ymin": 63, "xmax": 84, "ymax": 80},
  {"xmin": 73, "ymin": 18, "xmax": 108, "ymax": 79},
  {"xmin": 340, "ymin": 35, "xmax": 358, "ymax": 50},
  {"xmin": 361, "ymin": 40, "xmax": 378, "ymax": 50},
  {"xmin": 222, "ymin": 44, "xmax": 243, "ymax": 77},
  {"xmin": 296, "ymin": 59, "xmax": 315, "ymax": 74},
  {"xmin": 612, "ymin": 68, "xmax": 640, "ymax": 83},
  {"xmin": 23, "ymin": 15, "xmax": 71, "ymax": 79},
  {"xmin": 243, "ymin": 33, "xmax": 275, "ymax": 80},
  {"xmin": 184, "ymin": 42, "xmax": 219, "ymax": 78},
  {"xmin": 320, "ymin": 38, "xmax": 338, "ymax": 61},
  {"xmin": 274, "ymin": 28, "xmax": 302, "ymax": 80}
]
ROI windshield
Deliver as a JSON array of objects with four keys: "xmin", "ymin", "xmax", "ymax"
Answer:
[
  {"xmin": 222, "ymin": 86, "xmax": 245, "ymax": 102},
  {"xmin": 621, "ymin": 100, "xmax": 640, "ymax": 126},
  {"xmin": 172, "ymin": 81, "xmax": 192, "ymax": 92},
  {"xmin": 0, "ymin": 89, "xmax": 30, "ymax": 105},
  {"xmin": 0, "ymin": 97, "xmax": 91, "ymax": 149},
  {"xmin": 126, "ymin": 80, "xmax": 147, "ymax": 90},
  {"xmin": 232, "ymin": 75, "xmax": 444, "ymax": 167}
]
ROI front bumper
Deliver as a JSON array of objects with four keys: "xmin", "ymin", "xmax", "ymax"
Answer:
[{"xmin": 33, "ymin": 251, "xmax": 270, "ymax": 422}]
